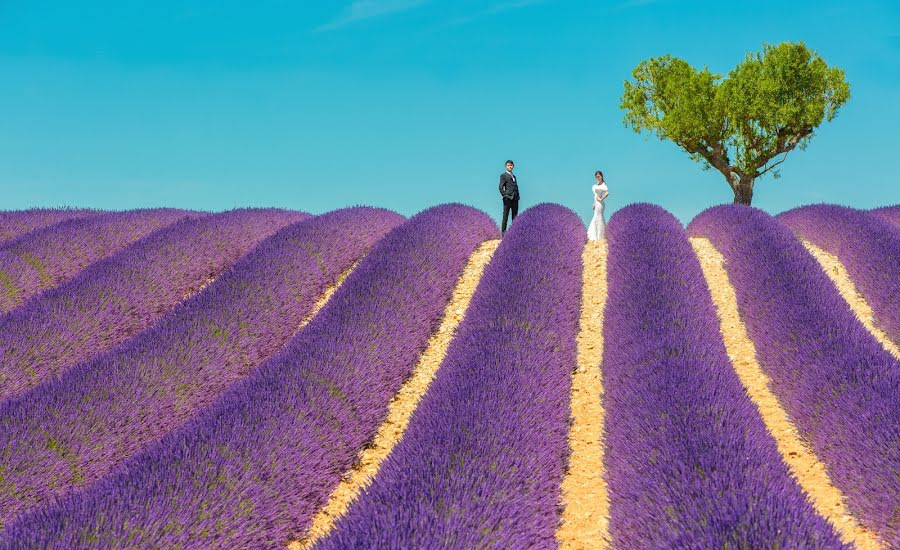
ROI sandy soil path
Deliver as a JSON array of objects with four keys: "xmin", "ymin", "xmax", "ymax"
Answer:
[
  {"xmin": 691, "ymin": 237, "xmax": 881, "ymax": 550},
  {"xmin": 290, "ymin": 239, "xmax": 500, "ymax": 549},
  {"xmin": 801, "ymin": 241, "xmax": 899, "ymax": 359},
  {"xmin": 557, "ymin": 241, "xmax": 611, "ymax": 549}
]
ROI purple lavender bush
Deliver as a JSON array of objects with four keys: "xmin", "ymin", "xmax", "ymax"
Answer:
[
  {"xmin": 602, "ymin": 204, "xmax": 843, "ymax": 548},
  {"xmin": 870, "ymin": 204, "xmax": 900, "ymax": 227},
  {"xmin": 0, "ymin": 209, "xmax": 193, "ymax": 313},
  {"xmin": 689, "ymin": 205, "xmax": 900, "ymax": 546},
  {"xmin": 779, "ymin": 204, "xmax": 899, "ymax": 345},
  {"xmin": 0, "ymin": 204, "xmax": 498, "ymax": 548},
  {"xmin": 0, "ymin": 208, "xmax": 305, "ymax": 404},
  {"xmin": 0, "ymin": 208, "xmax": 99, "ymax": 245},
  {"xmin": 318, "ymin": 204, "xmax": 583, "ymax": 549},
  {"xmin": 0, "ymin": 207, "xmax": 397, "ymax": 529}
]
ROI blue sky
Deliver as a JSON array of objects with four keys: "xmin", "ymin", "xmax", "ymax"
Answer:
[{"xmin": 1, "ymin": 0, "xmax": 898, "ymax": 224}]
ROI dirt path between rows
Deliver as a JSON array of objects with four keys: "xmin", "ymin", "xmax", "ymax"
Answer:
[
  {"xmin": 691, "ymin": 237, "xmax": 881, "ymax": 550},
  {"xmin": 290, "ymin": 239, "xmax": 500, "ymax": 549},
  {"xmin": 801, "ymin": 241, "xmax": 899, "ymax": 359},
  {"xmin": 557, "ymin": 241, "xmax": 610, "ymax": 549}
]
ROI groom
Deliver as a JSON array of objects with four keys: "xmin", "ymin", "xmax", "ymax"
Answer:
[{"xmin": 498, "ymin": 159, "xmax": 519, "ymax": 233}]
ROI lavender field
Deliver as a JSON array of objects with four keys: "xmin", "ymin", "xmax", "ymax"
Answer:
[{"xmin": 0, "ymin": 203, "xmax": 897, "ymax": 549}]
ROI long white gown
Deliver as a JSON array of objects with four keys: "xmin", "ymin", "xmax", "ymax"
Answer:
[{"xmin": 588, "ymin": 183, "xmax": 608, "ymax": 241}]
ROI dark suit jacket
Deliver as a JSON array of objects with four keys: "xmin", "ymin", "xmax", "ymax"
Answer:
[{"xmin": 499, "ymin": 172, "xmax": 519, "ymax": 200}]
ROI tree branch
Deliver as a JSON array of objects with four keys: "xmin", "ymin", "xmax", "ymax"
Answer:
[
  {"xmin": 756, "ymin": 152, "xmax": 789, "ymax": 178},
  {"xmin": 753, "ymin": 126, "xmax": 814, "ymax": 178},
  {"xmin": 705, "ymin": 142, "xmax": 745, "ymax": 186}
]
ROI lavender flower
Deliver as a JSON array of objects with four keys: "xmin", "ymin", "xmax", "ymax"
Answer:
[
  {"xmin": 1, "ymin": 204, "xmax": 497, "ymax": 548},
  {"xmin": 689, "ymin": 205, "xmax": 900, "ymax": 546},
  {"xmin": 0, "ymin": 208, "xmax": 397, "ymax": 530},
  {"xmin": 601, "ymin": 204, "xmax": 843, "ymax": 548},
  {"xmin": 870, "ymin": 204, "xmax": 900, "ymax": 227},
  {"xmin": 0, "ymin": 209, "xmax": 193, "ymax": 313},
  {"xmin": 779, "ymin": 204, "xmax": 899, "ymax": 345},
  {"xmin": 0, "ymin": 208, "xmax": 99, "ymax": 245},
  {"xmin": 0, "ymin": 208, "xmax": 305, "ymax": 404},
  {"xmin": 320, "ymin": 203, "xmax": 584, "ymax": 549}
]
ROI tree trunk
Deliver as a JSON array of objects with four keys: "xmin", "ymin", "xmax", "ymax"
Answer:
[{"xmin": 732, "ymin": 179, "xmax": 754, "ymax": 205}]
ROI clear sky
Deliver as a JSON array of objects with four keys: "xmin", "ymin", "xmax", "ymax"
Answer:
[{"xmin": 1, "ymin": 0, "xmax": 898, "ymax": 225}]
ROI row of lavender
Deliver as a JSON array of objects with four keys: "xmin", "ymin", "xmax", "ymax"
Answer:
[
  {"xmin": 0, "ymin": 209, "xmax": 193, "ymax": 313},
  {"xmin": 1, "ymin": 205, "xmax": 498, "ymax": 547},
  {"xmin": 321, "ymin": 204, "xmax": 584, "ymax": 548},
  {"xmin": 2, "ymin": 204, "xmax": 891, "ymax": 335},
  {"xmin": 600, "ymin": 205, "xmax": 843, "ymax": 547},
  {"xmin": 870, "ymin": 204, "xmax": 900, "ymax": 226},
  {"xmin": 0, "ymin": 209, "xmax": 305, "ymax": 402},
  {"xmin": 0, "ymin": 202, "xmax": 894, "ymax": 547},
  {"xmin": 779, "ymin": 204, "xmax": 899, "ymax": 345},
  {"xmin": 305, "ymin": 203, "xmax": 894, "ymax": 547},
  {"xmin": 0, "ymin": 208, "xmax": 98, "ymax": 245},
  {"xmin": 0, "ymin": 208, "xmax": 398, "ymax": 529},
  {"xmin": 689, "ymin": 206, "xmax": 899, "ymax": 546}
]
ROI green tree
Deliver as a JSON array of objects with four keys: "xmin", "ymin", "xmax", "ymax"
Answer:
[{"xmin": 621, "ymin": 42, "xmax": 850, "ymax": 205}]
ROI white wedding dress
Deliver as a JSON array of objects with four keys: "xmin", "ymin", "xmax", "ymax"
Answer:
[{"xmin": 588, "ymin": 182, "xmax": 608, "ymax": 241}]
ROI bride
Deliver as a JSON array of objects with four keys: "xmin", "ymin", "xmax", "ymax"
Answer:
[{"xmin": 588, "ymin": 170, "xmax": 609, "ymax": 241}]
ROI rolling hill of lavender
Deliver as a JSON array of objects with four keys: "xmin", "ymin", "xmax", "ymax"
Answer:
[{"xmin": 0, "ymin": 203, "xmax": 896, "ymax": 549}]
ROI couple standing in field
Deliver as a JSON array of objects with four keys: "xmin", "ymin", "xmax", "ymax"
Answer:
[{"xmin": 498, "ymin": 159, "xmax": 610, "ymax": 240}]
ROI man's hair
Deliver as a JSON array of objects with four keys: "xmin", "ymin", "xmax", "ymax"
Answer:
[{"xmin": 505, "ymin": 160, "xmax": 515, "ymax": 166}]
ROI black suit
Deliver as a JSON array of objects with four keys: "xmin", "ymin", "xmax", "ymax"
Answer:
[{"xmin": 499, "ymin": 171, "xmax": 519, "ymax": 232}]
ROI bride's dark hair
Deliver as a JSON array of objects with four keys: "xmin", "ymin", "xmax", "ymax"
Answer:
[{"xmin": 595, "ymin": 170, "xmax": 604, "ymax": 178}]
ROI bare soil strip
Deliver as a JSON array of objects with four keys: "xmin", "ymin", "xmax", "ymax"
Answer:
[
  {"xmin": 801, "ymin": 240, "xmax": 900, "ymax": 359},
  {"xmin": 691, "ymin": 237, "xmax": 881, "ymax": 550},
  {"xmin": 181, "ymin": 276, "xmax": 215, "ymax": 300},
  {"xmin": 294, "ymin": 262, "xmax": 358, "ymax": 336},
  {"xmin": 557, "ymin": 241, "xmax": 611, "ymax": 549},
  {"xmin": 290, "ymin": 239, "xmax": 500, "ymax": 549}
]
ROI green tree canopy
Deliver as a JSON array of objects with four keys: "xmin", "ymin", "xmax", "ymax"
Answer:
[{"xmin": 621, "ymin": 41, "xmax": 850, "ymax": 205}]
